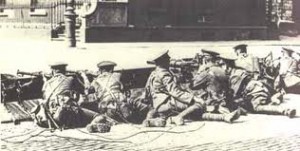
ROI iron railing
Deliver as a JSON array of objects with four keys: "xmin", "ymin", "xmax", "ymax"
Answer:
[{"xmin": 0, "ymin": 0, "xmax": 91, "ymax": 30}]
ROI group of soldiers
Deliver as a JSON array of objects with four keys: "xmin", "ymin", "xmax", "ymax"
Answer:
[{"xmin": 29, "ymin": 44, "xmax": 298, "ymax": 133}]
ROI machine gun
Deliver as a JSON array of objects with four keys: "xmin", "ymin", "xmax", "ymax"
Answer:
[{"xmin": 169, "ymin": 57, "xmax": 200, "ymax": 83}]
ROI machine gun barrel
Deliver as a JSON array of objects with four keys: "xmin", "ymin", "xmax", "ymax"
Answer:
[
  {"xmin": 17, "ymin": 70, "xmax": 42, "ymax": 77},
  {"xmin": 169, "ymin": 59, "xmax": 199, "ymax": 69},
  {"xmin": 170, "ymin": 61, "xmax": 198, "ymax": 68},
  {"xmin": 66, "ymin": 70, "xmax": 78, "ymax": 74}
]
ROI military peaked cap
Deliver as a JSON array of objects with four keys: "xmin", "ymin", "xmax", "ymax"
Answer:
[
  {"xmin": 97, "ymin": 61, "xmax": 117, "ymax": 68},
  {"xmin": 233, "ymin": 44, "xmax": 248, "ymax": 51},
  {"xmin": 201, "ymin": 49, "xmax": 219, "ymax": 57},
  {"xmin": 147, "ymin": 50, "xmax": 170, "ymax": 64},
  {"xmin": 282, "ymin": 47, "xmax": 295, "ymax": 56},
  {"xmin": 49, "ymin": 62, "xmax": 68, "ymax": 69}
]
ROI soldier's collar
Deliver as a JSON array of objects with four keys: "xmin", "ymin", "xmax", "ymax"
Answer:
[
  {"xmin": 156, "ymin": 66, "xmax": 169, "ymax": 72},
  {"xmin": 53, "ymin": 73, "xmax": 65, "ymax": 77}
]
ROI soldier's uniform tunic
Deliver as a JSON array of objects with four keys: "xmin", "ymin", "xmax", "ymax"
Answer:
[
  {"xmin": 274, "ymin": 54, "xmax": 300, "ymax": 94},
  {"xmin": 91, "ymin": 72, "xmax": 126, "ymax": 103},
  {"xmin": 235, "ymin": 54, "xmax": 260, "ymax": 75},
  {"xmin": 193, "ymin": 65, "xmax": 233, "ymax": 112},
  {"xmin": 145, "ymin": 66, "xmax": 194, "ymax": 116},
  {"xmin": 41, "ymin": 73, "xmax": 97, "ymax": 128},
  {"xmin": 86, "ymin": 70, "xmax": 151, "ymax": 124},
  {"xmin": 229, "ymin": 68, "xmax": 271, "ymax": 110}
]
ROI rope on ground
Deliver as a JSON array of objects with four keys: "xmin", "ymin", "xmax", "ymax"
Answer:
[
  {"xmin": 0, "ymin": 128, "xmax": 37, "ymax": 140},
  {"xmin": 1, "ymin": 129, "xmax": 47, "ymax": 144},
  {"xmin": 1, "ymin": 122, "xmax": 205, "ymax": 145},
  {"xmin": 134, "ymin": 123, "xmax": 205, "ymax": 145},
  {"xmin": 123, "ymin": 122, "xmax": 206, "ymax": 149},
  {"xmin": 50, "ymin": 133, "xmax": 133, "ymax": 144},
  {"xmin": 76, "ymin": 122, "xmax": 206, "ymax": 141}
]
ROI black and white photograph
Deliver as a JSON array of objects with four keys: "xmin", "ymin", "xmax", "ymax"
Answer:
[{"xmin": 1, "ymin": 0, "xmax": 300, "ymax": 150}]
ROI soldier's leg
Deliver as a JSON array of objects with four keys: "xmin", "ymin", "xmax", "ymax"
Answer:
[
  {"xmin": 79, "ymin": 101, "xmax": 99, "ymax": 112},
  {"xmin": 155, "ymin": 103, "xmax": 173, "ymax": 119},
  {"xmin": 128, "ymin": 98, "xmax": 151, "ymax": 117},
  {"xmin": 252, "ymin": 96, "xmax": 296, "ymax": 118},
  {"xmin": 201, "ymin": 110, "xmax": 240, "ymax": 123},
  {"xmin": 80, "ymin": 108, "xmax": 112, "ymax": 133},
  {"xmin": 77, "ymin": 107, "xmax": 101, "ymax": 127},
  {"xmin": 142, "ymin": 103, "xmax": 172, "ymax": 127},
  {"xmin": 169, "ymin": 97, "xmax": 206, "ymax": 126},
  {"xmin": 270, "ymin": 92, "xmax": 283, "ymax": 105},
  {"xmin": 254, "ymin": 105, "xmax": 296, "ymax": 118}
]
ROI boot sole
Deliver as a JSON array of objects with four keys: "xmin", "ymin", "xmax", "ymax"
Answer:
[{"xmin": 288, "ymin": 109, "xmax": 296, "ymax": 118}]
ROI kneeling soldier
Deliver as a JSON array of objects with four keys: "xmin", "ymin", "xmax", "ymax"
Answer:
[
  {"xmin": 145, "ymin": 50, "xmax": 240, "ymax": 126},
  {"xmin": 81, "ymin": 61, "xmax": 153, "ymax": 125}
]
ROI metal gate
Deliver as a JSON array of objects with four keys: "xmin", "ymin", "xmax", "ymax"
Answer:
[{"xmin": 0, "ymin": 0, "xmax": 89, "ymax": 31}]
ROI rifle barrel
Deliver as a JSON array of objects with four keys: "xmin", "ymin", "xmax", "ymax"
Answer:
[{"xmin": 17, "ymin": 70, "xmax": 41, "ymax": 76}]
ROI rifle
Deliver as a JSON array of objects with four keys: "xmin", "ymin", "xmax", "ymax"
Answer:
[
  {"xmin": 17, "ymin": 69, "xmax": 97, "ymax": 78},
  {"xmin": 17, "ymin": 70, "xmax": 43, "ymax": 77},
  {"xmin": 17, "ymin": 70, "xmax": 52, "ymax": 79}
]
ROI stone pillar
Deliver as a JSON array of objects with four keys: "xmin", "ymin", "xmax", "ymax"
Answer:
[{"xmin": 64, "ymin": 0, "xmax": 77, "ymax": 47}]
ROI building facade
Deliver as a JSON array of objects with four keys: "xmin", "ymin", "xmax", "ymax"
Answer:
[{"xmin": 0, "ymin": 0, "xmax": 299, "ymax": 41}]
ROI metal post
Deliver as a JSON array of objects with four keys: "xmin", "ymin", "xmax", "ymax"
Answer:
[{"xmin": 64, "ymin": 0, "xmax": 77, "ymax": 47}]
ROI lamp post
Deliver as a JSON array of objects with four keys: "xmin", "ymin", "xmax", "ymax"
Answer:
[{"xmin": 64, "ymin": 0, "xmax": 77, "ymax": 47}]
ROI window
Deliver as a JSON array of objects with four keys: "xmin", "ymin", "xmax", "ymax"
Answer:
[
  {"xmin": 29, "ymin": 0, "xmax": 47, "ymax": 16},
  {"xmin": 0, "ymin": 0, "xmax": 5, "ymax": 13},
  {"xmin": 30, "ymin": 0, "xmax": 38, "ymax": 12},
  {"xmin": 195, "ymin": 0, "xmax": 214, "ymax": 24}
]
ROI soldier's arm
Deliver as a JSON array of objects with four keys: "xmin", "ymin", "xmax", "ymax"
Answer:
[
  {"xmin": 161, "ymin": 74, "xmax": 194, "ymax": 104},
  {"xmin": 80, "ymin": 72, "xmax": 96, "ymax": 94},
  {"xmin": 191, "ymin": 72, "xmax": 210, "ymax": 90},
  {"xmin": 113, "ymin": 72, "xmax": 125, "ymax": 92}
]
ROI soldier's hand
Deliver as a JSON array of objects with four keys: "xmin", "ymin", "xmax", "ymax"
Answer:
[
  {"xmin": 193, "ymin": 96, "xmax": 205, "ymax": 105},
  {"xmin": 79, "ymin": 71, "xmax": 88, "ymax": 78},
  {"xmin": 41, "ymin": 74, "xmax": 48, "ymax": 83}
]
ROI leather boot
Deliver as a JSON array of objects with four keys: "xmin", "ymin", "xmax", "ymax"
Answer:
[
  {"xmin": 254, "ymin": 105, "xmax": 296, "ymax": 118},
  {"xmin": 143, "ymin": 109, "xmax": 166, "ymax": 127},
  {"xmin": 143, "ymin": 118, "xmax": 166, "ymax": 127},
  {"xmin": 202, "ymin": 110, "xmax": 240, "ymax": 123},
  {"xmin": 168, "ymin": 103, "xmax": 204, "ymax": 126},
  {"xmin": 86, "ymin": 123, "xmax": 111, "ymax": 133}
]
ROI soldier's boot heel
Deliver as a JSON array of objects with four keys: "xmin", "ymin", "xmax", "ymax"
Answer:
[
  {"xmin": 224, "ymin": 110, "xmax": 240, "ymax": 123},
  {"xmin": 283, "ymin": 109, "xmax": 296, "ymax": 118},
  {"xmin": 168, "ymin": 103, "xmax": 204, "ymax": 126}
]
